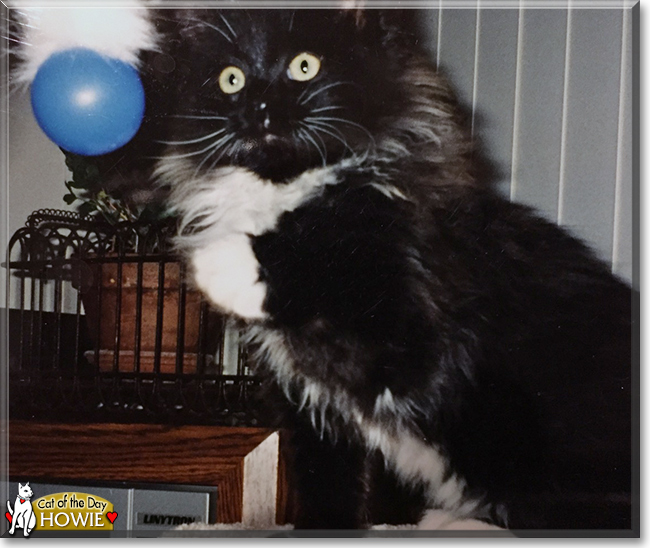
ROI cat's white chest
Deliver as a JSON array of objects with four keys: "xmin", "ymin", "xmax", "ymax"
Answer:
[{"xmin": 168, "ymin": 165, "xmax": 339, "ymax": 319}]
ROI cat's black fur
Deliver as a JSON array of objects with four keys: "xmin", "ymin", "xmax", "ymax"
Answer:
[{"xmin": 40, "ymin": 8, "xmax": 637, "ymax": 529}]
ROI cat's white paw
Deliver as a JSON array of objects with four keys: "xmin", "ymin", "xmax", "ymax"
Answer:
[{"xmin": 190, "ymin": 234, "xmax": 267, "ymax": 320}]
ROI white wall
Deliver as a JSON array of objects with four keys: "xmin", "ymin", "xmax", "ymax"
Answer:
[
  {"xmin": 5, "ymin": 84, "xmax": 74, "ymax": 311},
  {"xmin": 8, "ymin": 90, "xmax": 72, "ymax": 240}
]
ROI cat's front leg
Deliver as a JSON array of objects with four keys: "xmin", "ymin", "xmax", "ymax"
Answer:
[
  {"xmin": 286, "ymin": 415, "xmax": 368, "ymax": 529},
  {"xmin": 26, "ymin": 511, "xmax": 36, "ymax": 535},
  {"xmin": 189, "ymin": 233, "xmax": 267, "ymax": 320},
  {"xmin": 251, "ymin": 182, "xmax": 413, "ymax": 333}
]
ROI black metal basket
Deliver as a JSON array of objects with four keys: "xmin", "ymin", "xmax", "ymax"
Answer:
[{"xmin": 5, "ymin": 209, "xmax": 261, "ymax": 426}]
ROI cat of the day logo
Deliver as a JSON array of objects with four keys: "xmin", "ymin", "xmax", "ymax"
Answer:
[{"xmin": 6, "ymin": 484, "xmax": 118, "ymax": 535}]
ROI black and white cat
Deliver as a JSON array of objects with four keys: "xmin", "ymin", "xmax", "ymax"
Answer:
[
  {"xmin": 154, "ymin": 8, "xmax": 632, "ymax": 530},
  {"xmin": 12, "ymin": 6, "xmax": 633, "ymax": 530}
]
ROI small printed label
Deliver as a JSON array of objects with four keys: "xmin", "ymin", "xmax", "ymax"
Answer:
[{"xmin": 136, "ymin": 513, "xmax": 202, "ymax": 527}]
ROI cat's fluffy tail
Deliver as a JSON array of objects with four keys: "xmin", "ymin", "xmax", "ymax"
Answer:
[{"xmin": 6, "ymin": 501, "xmax": 13, "ymax": 515}]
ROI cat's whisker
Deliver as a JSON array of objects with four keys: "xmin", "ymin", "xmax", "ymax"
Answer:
[
  {"xmin": 186, "ymin": 17, "xmax": 233, "ymax": 44},
  {"xmin": 296, "ymin": 84, "xmax": 313, "ymax": 106},
  {"xmin": 3, "ymin": 15, "xmax": 37, "ymax": 29},
  {"xmin": 160, "ymin": 134, "xmax": 233, "ymax": 160},
  {"xmin": 302, "ymin": 121, "xmax": 354, "ymax": 154},
  {"xmin": 194, "ymin": 133, "xmax": 236, "ymax": 175},
  {"xmin": 2, "ymin": 35, "xmax": 31, "ymax": 46},
  {"xmin": 297, "ymin": 136, "xmax": 318, "ymax": 165},
  {"xmin": 305, "ymin": 116, "xmax": 376, "ymax": 147},
  {"xmin": 321, "ymin": 123, "xmax": 374, "ymax": 161},
  {"xmin": 219, "ymin": 13, "xmax": 238, "ymax": 39},
  {"xmin": 295, "ymin": 128, "xmax": 311, "ymax": 152},
  {"xmin": 299, "ymin": 81, "xmax": 353, "ymax": 106},
  {"xmin": 207, "ymin": 140, "xmax": 238, "ymax": 173},
  {"xmin": 303, "ymin": 118, "xmax": 348, "ymax": 141},
  {"xmin": 293, "ymin": 129, "xmax": 309, "ymax": 151},
  {"xmin": 296, "ymin": 128, "xmax": 326, "ymax": 167},
  {"xmin": 307, "ymin": 126, "xmax": 328, "ymax": 159},
  {"xmin": 309, "ymin": 106, "xmax": 345, "ymax": 114},
  {"xmin": 302, "ymin": 120, "xmax": 347, "ymax": 145},
  {"xmin": 156, "ymin": 128, "xmax": 226, "ymax": 146},
  {"xmin": 299, "ymin": 127, "xmax": 327, "ymax": 166},
  {"xmin": 12, "ymin": 10, "xmax": 33, "ymax": 23},
  {"xmin": 313, "ymin": 127, "xmax": 353, "ymax": 158}
]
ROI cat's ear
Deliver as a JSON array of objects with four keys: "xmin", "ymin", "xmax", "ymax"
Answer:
[
  {"xmin": 337, "ymin": 4, "xmax": 406, "ymax": 43},
  {"xmin": 18, "ymin": 483, "xmax": 22, "ymax": 489},
  {"xmin": 340, "ymin": 6, "xmax": 418, "ymax": 50}
]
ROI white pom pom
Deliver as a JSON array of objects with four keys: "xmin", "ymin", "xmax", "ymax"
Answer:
[{"xmin": 11, "ymin": 2, "xmax": 158, "ymax": 86}]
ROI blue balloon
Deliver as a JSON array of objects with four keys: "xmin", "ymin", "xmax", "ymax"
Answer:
[{"xmin": 31, "ymin": 48, "xmax": 145, "ymax": 156}]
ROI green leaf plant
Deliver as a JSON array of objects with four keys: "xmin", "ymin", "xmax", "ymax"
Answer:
[{"xmin": 62, "ymin": 151, "xmax": 171, "ymax": 226}]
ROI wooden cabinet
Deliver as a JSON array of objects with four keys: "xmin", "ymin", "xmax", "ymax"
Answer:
[{"xmin": 8, "ymin": 421, "xmax": 289, "ymax": 528}]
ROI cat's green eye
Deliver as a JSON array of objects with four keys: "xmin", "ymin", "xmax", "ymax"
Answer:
[
  {"xmin": 219, "ymin": 66, "xmax": 246, "ymax": 94},
  {"xmin": 288, "ymin": 52, "xmax": 321, "ymax": 82}
]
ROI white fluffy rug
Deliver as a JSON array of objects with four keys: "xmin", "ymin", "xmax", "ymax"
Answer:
[{"xmin": 173, "ymin": 510, "xmax": 508, "ymax": 535}]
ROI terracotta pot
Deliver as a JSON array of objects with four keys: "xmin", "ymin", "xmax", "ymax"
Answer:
[{"xmin": 82, "ymin": 260, "xmax": 203, "ymax": 374}]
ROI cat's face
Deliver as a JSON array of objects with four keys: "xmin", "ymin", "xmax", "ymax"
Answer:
[
  {"xmin": 18, "ymin": 483, "xmax": 33, "ymax": 499},
  {"xmin": 160, "ymin": 9, "xmax": 397, "ymax": 181}
]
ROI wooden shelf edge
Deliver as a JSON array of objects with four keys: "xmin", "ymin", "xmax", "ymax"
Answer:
[{"xmin": 8, "ymin": 421, "xmax": 285, "ymax": 524}]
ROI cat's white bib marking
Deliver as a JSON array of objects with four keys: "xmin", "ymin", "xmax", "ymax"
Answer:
[{"xmin": 164, "ymin": 164, "xmax": 341, "ymax": 320}]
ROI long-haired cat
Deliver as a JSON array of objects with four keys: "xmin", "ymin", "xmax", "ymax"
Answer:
[{"xmin": 12, "ymin": 7, "xmax": 633, "ymax": 530}]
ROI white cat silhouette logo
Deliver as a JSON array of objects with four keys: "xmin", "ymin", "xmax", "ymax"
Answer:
[{"xmin": 6, "ymin": 482, "xmax": 37, "ymax": 537}]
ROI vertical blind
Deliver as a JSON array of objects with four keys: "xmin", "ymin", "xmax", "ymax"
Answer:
[{"xmin": 415, "ymin": 4, "xmax": 635, "ymax": 284}]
